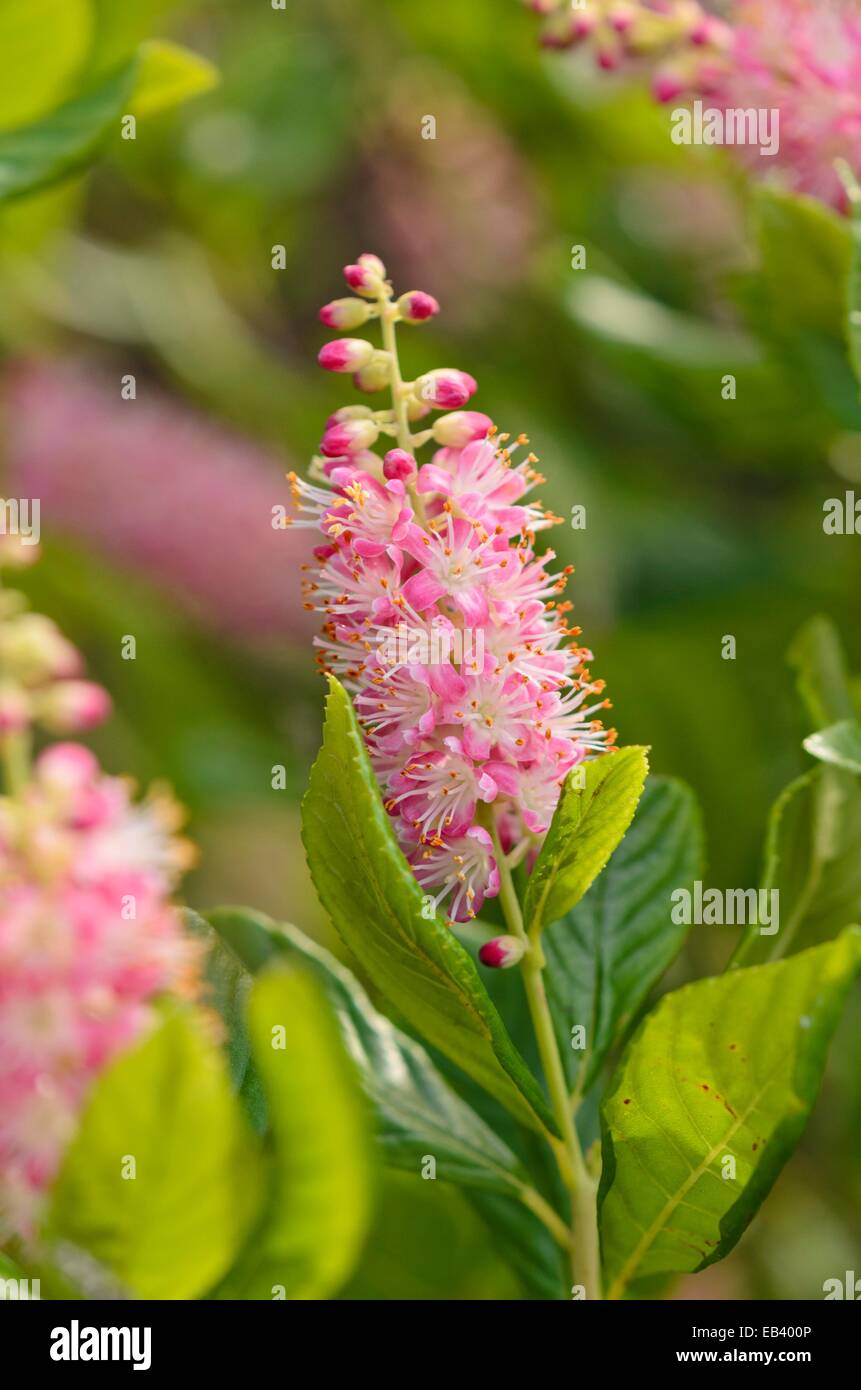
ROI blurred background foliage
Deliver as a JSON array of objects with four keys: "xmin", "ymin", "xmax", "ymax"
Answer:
[{"xmin": 0, "ymin": 0, "xmax": 859, "ymax": 1299}]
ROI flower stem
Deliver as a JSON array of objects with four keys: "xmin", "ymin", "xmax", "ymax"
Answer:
[
  {"xmin": 1, "ymin": 729, "xmax": 30, "ymax": 799},
  {"xmin": 378, "ymin": 291, "xmax": 413, "ymax": 454},
  {"xmin": 491, "ymin": 816, "xmax": 603, "ymax": 1299}
]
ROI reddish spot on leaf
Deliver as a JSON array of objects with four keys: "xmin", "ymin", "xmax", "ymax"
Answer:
[{"xmin": 701, "ymin": 1083, "xmax": 710, "ymax": 1091}]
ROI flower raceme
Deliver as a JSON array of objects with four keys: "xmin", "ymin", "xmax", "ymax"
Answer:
[
  {"xmin": 527, "ymin": 0, "xmax": 733, "ymax": 100},
  {"xmin": 527, "ymin": 0, "xmax": 861, "ymax": 210},
  {"xmin": 0, "ymin": 542, "xmax": 198, "ymax": 1240},
  {"xmin": 287, "ymin": 254, "xmax": 615, "ymax": 927}
]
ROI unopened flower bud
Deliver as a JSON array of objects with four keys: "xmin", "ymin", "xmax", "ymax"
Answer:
[
  {"xmin": 318, "ymin": 338, "xmax": 375, "ymax": 373},
  {"xmin": 327, "ymin": 405, "xmax": 375, "ymax": 425},
  {"xmin": 652, "ymin": 68, "xmax": 686, "ymax": 103},
  {"xmin": 344, "ymin": 253, "xmax": 387, "ymax": 298},
  {"xmin": 37, "ymin": 741, "xmax": 100, "ymax": 792},
  {"xmin": 36, "ymin": 680, "xmax": 112, "ymax": 733},
  {"xmin": 321, "ymin": 418, "xmax": 380, "ymax": 457},
  {"xmin": 431, "ymin": 411, "xmax": 494, "ymax": 447},
  {"xmin": 406, "ymin": 396, "xmax": 433, "ymax": 422},
  {"xmin": 0, "ymin": 535, "xmax": 40, "ymax": 570},
  {"xmin": 353, "ymin": 350, "xmax": 392, "ymax": 393},
  {"xmin": 319, "ymin": 298, "xmax": 373, "ymax": 330},
  {"xmin": 0, "ymin": 614, "xmax": 82, "ymax": 684},
  {"xmin": 608, "ymin": 4, "xmax": 636, "ymax": 34},
  {"xmin": 479, "ymin": 935, "xmax": 526, "ymax": 970},
  {"xmin": 383, "ymin": 449, "xmax": 417, "ymax": 481},
  {"xmin": 414, "ymin": 369, "xmax": 477, "ymax": 410},
  {"xmin": 0, "ymin": 681, "xmax": 30, "ymax": 733},
  {"xmin": 397, "ymin": 290, "xmax": 440, "ymax": 323}
]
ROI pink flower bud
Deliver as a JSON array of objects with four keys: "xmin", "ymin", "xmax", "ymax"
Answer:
[
  {"xmin": 353, "ymin": 350, "xmax": 392, "ymax": 393},
  {"xmin": 608, "ymin": 5, "xmax": 635, "ymax": 34},
  {"xmin": 321, "ymin": 418, "xmax": 380, "ymax": 457},
  {"xmin": 479, "ymin": 935, "xmax": 526, "ymax": 970},
  {"xmin": 37, "ymin": 680, "xmax": 112, "ymax": 733},
  {"xmin": 327, "ymin": 405, "xmax": 374, "ymax": 426},
  {"xmin": 318, "ymin": 338, "xmax": 375, "ymax": 373},
  {"xmin": 431, "ymin": 411, "xmax": 494, "ymax": 447},
  {"xmin": 319, "ymin": 298, "xmax": 372, "ymax": 330},
  {"xmin": 652, "ymin": 69, "xmax": 686, "ymax": 103},
  {"xmin": 37, "ymin": 741, "xmax": 100, "ymax": 791},
  {"xmin": 397, "ymin": 291, "xmax": 440, "ymax": 323},
  {"xmin": 344, "ymin": 253, "xmax": 387, "ymax": 298},
  {"xmin": 414, "ymin": 369, "xmax": 477, "ymax": 410},
  {"xmin": 0, "ymin": 682, "xmax": 30, "ymax": 732},
  {"xmin": 383, "ymin": 449, "xmax": 417, "ymax": 481}
]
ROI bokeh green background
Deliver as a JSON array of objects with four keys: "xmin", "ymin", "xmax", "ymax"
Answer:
[{"xmin": 1, "ymin": 0, "xmax": 858, "ymax": 1299}]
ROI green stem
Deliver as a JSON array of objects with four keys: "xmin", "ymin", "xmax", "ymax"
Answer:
[
  {"xmin": 378, "ymin": 294, "xmax": 413, "ymax": 454},
  {"xmin": 1, "ymin": 729, "xmax": 30, "ymax": 798},
  {"xmin": 490, "ymin": 817, "xmax": 603, "ymax": 1299}
]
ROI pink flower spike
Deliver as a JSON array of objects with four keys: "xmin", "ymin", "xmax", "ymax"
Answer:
[
  {"xmin": 479, "ymin": 935, "xmax": 526, "ymax": 969},
  {"xmin": 318, "ymin": 338, "xmax": 375, "ymax": 373},
  {"xmin": 293, "ymin": 252, "xmax": 614, "ymax": 923}
]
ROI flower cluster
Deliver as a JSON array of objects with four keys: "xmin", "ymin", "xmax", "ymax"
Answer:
[
  {"xmin": 528, "ymin": 0, "xmax": 861, "ymax": 210},
  {"xmin": 0, "ymin": 542, "xmax": 198, "ymax": 1240},
  {"xmin": 0, "ymin": 540, "xmax": 111, "ymax": 738},
  {"xmin": 527, "ymin": 0, "xmax": 732, "ymax": 101},
  {"xmin": 714, "ymin": 0, "xmax": 861, "ymax": 209},
  {"xmin": 287, "ymin": 254, "xmax": 614, "ymax": 926}
]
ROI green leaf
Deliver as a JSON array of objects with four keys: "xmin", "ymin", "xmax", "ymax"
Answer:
[
  {"xmin": 0, "ymin": 64, "xmax": 135, "ymax": 204},
  {"xmin": 754, "ymin": 185, "xmax": 852, "ymax": 340},
  {"xmin": 0, "ymin": 41, "xmax": 216, "ymax": 205},
  {"xmin": 207, "ymin": 907, "xmax": 532, "ymax": 1199},
  {"xmin": 732, "ymin": 619, "xmax": 861, "ymax": 968},
  {"xmin": 89, "ymin": 0, "xmax": 180, "ymax": 72},
  {"xmin": 129, "ymin": 39, "xmax": 218, "ymax": 119},
  {"xmin": 730, "ymin": 766, "xmax": 861, "ymax": 967},
  {"xmin": 599, "ymin": 929, "xmax": 861, "ymax": 1298},
  {"xmin": 301, "ymin": 676, "xmax": 557, "ymax": 1136},
  {"xmin": 523, "ymin": 746, "xmax": 649, "ymax": 935},
  {"xmin": 787, "ymin": 614, "xmax": 856, "ymax": 728},
  {"xmin": 183, "ymin": 908, "xmax": 267, "ymax": 1131},
  {"xmin": 218, "ymin": 966, "xmax": 373, "ymax": 1300},
  {"xmin": 804, "ymin": 718, "xmax": 861, "ymax": 775},
  {"xmin": 0, "ymin": 0, "xmax": 92, "ymax": 134},
  {"xmin": 544, "ymin": 776, "xmax": 703, "ymax": 1094},
  {"xmin": 836, "ymin": 160, "xmax": 861, "ymax": 389},
  {"xmin": 46, "ymin": 1008, "xmax": 258, "ymax": 1299}
]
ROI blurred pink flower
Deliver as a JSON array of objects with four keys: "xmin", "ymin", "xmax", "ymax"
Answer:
[
  {"xmin": 3, "ymin": 361, "xmax": 316, "ymax": 641},
  {"xmin": 716, "ymin": 0, "xmax": 861, "ymax": 207},
  {"xmin": 0, "ymin": 741, "xmax": 198, "ymax": 1239}
]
